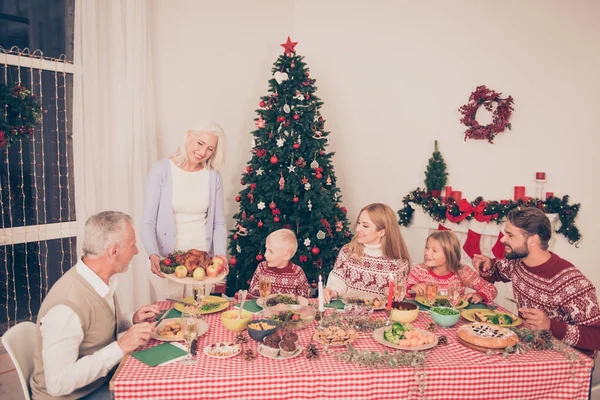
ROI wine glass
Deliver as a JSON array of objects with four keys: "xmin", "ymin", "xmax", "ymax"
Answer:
[
  {"xmin": 180, "ymin": 311, "xmax": 197, "ymax": 365},
  {"xmin": 259, "ymin": 276, "xmax": 272, "ymax": 304},
  {"xmin": 425, "ymin": 282, "xmax": 438, "ymax": 305},
  {"xmin": 448, "ymin": 283, "xmax": 462, "ymax": 308},
  {"xmin": 393, "ymin": 276, "xmax": 407, "ymax": 306},
  {"xmin": 193, "ymin": 280, "xmax": 207, "ymax": 310}
]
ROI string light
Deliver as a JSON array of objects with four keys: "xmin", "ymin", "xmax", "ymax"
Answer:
[
  {"xmin": 2, "ymin": 52, "xmax": 11, "ymax": 327},
  {"xmin": 61, "ymin": 56, "xmax": 73, "ymax": 266},
  {"xmin": 54, "ymin": 60, "xmax": 65, "ymax": 275}
]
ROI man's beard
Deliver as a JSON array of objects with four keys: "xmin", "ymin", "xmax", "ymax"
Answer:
[{"xmin": 504, "ymin": 244, "xmax": 529, "ymax": 259}]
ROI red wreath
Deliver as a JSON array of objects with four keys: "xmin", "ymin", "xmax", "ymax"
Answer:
[{"xmin": 458, "ymin": 85, "xmax": 514, "ymax": 144}]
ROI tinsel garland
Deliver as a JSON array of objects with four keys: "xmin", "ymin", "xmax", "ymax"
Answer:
[{"xmin": 397, "ymin": 188, "xmax": 581, "ymax": 245}]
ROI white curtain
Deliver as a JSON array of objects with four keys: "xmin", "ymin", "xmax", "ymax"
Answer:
[{"xmin": 73, "ymin": 0, "xmax": 157, "ymax": 313}]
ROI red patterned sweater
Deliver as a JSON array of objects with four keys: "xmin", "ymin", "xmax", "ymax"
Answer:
[
  {"xmin": 480, "ymin": 252, "xmax": 600, "ymax": 356},
  {"xmin": 326, "ymin": 246, "xmax": 410, "ymax": 298},
  {"xmin": 406, "ymin": 264, "xmax": 498, "ymax": 303},
  {"xmin": 248, "ymin": 261, "xmax": 310, "ymax": 298}
]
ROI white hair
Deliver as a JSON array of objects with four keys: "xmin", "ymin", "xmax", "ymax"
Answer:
[
  {"xmin": 266, "ymin": 229, "xmax": 298, "ymax": 256},
  {"xmin": 170, "ymin": 120, "xmax": 226, "ymax": 172},
  {"xmin": 82, "ymin": 211, "xmax": 133, "ymax": 257}
]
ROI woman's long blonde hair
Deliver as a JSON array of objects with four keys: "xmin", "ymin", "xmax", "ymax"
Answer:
[
  {"xmin": 426, "ymin": 231, "xmax": 462, "ymax": 273},
  {"xmin": 346, "ymin": 203, "xmax": 411, "ymax": 264},
  {"xmin": 170, "ymin": 120, "xmax": 226, "ymax": 172}
]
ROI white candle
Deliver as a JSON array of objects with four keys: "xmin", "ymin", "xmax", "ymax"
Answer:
[{"xmin": 318, "ymin": 275, "xmax": 324, "ymax": 312}]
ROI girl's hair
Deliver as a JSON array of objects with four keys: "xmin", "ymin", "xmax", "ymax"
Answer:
[
  {"xmin": 170, "ymin": 120, "xmax": 226, "ymax": 172},
  {"xmin": 346, "ymin": 203, "xmax": 411, "ymax": 264},
  {"xmin": 426, "ymin": 231, "xmax": 462, "ymax": 273}
]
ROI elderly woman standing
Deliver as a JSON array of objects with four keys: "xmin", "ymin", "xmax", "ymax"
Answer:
[{"xmin": 141, "ymin": 120, "xmax": 228, "ymax": 299}]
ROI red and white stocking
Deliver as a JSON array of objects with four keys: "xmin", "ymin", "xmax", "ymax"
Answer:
[
  {"xmin": 462, "ymin": 229, "xmax": 482, "ymax": 259},
  {"xmin": 492, "ymin": 232, "xmax": 505, "ymax": 259},
  {"xmin": 437, "ymin": 224, "xmax": 450, "ymax": 231}
]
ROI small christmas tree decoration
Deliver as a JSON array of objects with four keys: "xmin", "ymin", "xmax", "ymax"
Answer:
[
  {"xmin": 424, "ymin": 140, "xmax": 448, "ymax": 196},
  {"xmin": 427, "ymin": 321, "xmax": 438, "ymax": 333},
  {"xmin": 244, "ymin": 349, "xmax": 257, "ymax": 361},
  {"xmin": 305, "ymin": 343, "xmax": 320, "ymax": 360},
  {"xmin": 438, "ymin": 336, "xmax": 448, "ymax": 345},
  {"xmin": 235, "ymin": 332, "xmax": 249, "ymax": 344}
]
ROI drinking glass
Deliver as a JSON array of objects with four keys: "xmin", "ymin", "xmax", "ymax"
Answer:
[
  {"xmin": 193, "ymin": 280, "xmax": 207, "ymax": 309},
  {"xmin": 259, "ymin": 276, "xmax": 272, "ymax": 301},
  {"xmin": 425, "ymin": 282, "xmax": 438, "ymax": 305},
  {"xmin": 393, "ymin": 277, "xmax": 407, "ymax": 304},
  {"xmin": 448, "ymin": 283, "xmax": 462, "ymax": 308},
  {"xmin": 180, "ymin": 311, "xmax": 197, "ymax": 365}
]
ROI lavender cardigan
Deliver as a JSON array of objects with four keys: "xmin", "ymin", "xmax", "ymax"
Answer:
[{"xmin": 140, "ymin": 158, "xmax": 227, "ymax": 258}]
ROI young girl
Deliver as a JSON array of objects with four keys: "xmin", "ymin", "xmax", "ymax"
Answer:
[
  {"xmin": 407, "ymin": 231, "xmax": 497, "ymax": 303},
  {"xmin": 323, "ymin": 203, "xmax": 411, "ymax": 303}
]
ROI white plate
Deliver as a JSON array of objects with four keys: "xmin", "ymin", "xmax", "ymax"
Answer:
[
  {"xmin": 203, "ymin": 342, "xmax": 241, "ymax": 358},
  {"xmin": 257, "ymin": 294, "xmax": 309, "ymax": 308},
  {"xmin": 341, "ymin": 295, "xmax": 385, "ymax": 311},
  {"xmin": 152, "ymin": 318, "xmax": 209, "ymax": 342},
  {"xmin": 163, "ymin": 270, "xmax": 227, "ymax": 285},
  {"xmin": 372, "ymin": 327, "xmax": 438, "ymax": 351},
  {"xmin": 257, "ymin": 344, "xmax": 303, "ymax": 360}
]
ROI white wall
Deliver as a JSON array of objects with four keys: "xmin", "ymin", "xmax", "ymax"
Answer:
[{"xmin": 150, "ymin": 0, "xmax": 600, "ymax": 291}]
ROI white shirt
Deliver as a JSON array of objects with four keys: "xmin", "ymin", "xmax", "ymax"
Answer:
[
  {"xmin": 170, "ymin": 160, "xmax": 209, "ymax": 251},
  {"xmin": 327, "ymin": 243, "xmax": 383, "ymax": 298},
  {"xmin": 39, "ymin": 260, "xmax": 133, "ymax": 397}
]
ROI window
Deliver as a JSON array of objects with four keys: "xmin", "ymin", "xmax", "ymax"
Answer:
[{"xmin": 0, "ymin": 0, "xmax": 75, "ymax": 334}]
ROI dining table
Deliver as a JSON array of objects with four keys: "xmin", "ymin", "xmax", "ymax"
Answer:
[{"xmin": 109, "ymin": 299, "xmax": 593, "ymax": 400}]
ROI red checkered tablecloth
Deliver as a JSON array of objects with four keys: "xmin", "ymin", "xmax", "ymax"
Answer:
[{"xmin": 111, "ymin": 301, "xmax": 593, "ymax": 400}]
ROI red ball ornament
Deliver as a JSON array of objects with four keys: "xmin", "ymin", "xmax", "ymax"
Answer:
[
  {"xmin": 315, "ymin": 173, "xmax": 322, "ymax": 179},
  {"xmin": 256, "ymin": 254, "xmax": 264, "ymax": 261},
  {"xmin": 284, "ymin": 120, "xmax": 290, "ymax": 127},
  {"xmin": 293, "ymin": 143, "xmax": 300, "ymax": 150},
  {"xmin": 320, "ymin": 150, "xmax": 325, "ymax": 156},
  {"xmin": 311, "ymin": 247, "xmax": 320, "ymax": 255},
  {"xmin": 235, "ymin": 195, "xmax": 241, "ymax": 202},
  {"xmin": 273, "ymin": 216, "xmax": 280, "ymax": 223},
  {"xmin": 246, "ymin": 166, "xmax": 252, "ymax": 173},
  {"xmin": 269, "ymin": 201, "xmax": 276, "ymax": 209},
  {"xmin": 259, "ymin": 100, "xmax": 265, "ymax": 107},
  {"xmin": 293, "ymin": 114, "xmax": 300, "ymax": 121},
  {"xmin": 293, "ymin": 196, "xmax": 299, "ymax": 203},
  {"xmin": 257, "ymin": 221, "xmax": 264, "ymax": 227},
  {"xmin": 229, "ymin": 256, "xmax": 237, "ymax": 266},
  {"xmin": 233, "ymin": 233, "xmax": 239, "ymax": 240},
  {"xmin": 270, "ymin": 155, "xmax": 279, "ymax": 164},
  {"xmin": 240, "ymin": 179, "xmax": 245, "ymax": 185}
]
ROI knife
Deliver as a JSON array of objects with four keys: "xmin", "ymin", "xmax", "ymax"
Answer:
[
  {"xmin": 505, "ymin": 297, "xmax": 520, "ymax": 308},
  {"xmin": 154, "ymin": 307, "xmax": 172, "ymax": 327},
  {"xmin": 167, "ymin": 297, "xmax": 230, "ymax": 306}
]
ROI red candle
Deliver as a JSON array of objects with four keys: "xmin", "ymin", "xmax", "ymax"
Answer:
[
  {"xmin": 513, "ymin": 186, "xmax": 525, "ymax": 201},
  {"xmin": 500, "ymin": 199, "xmax": 509, "ymax": 204},
  {"xmin": 450, "ymin": 191, "xmax": 462, "ymax": 200},
  {"xmin": 386, "ymin": 274, "xmax": 394, "ymax": 311},
  {"xmin": 536, "ymin": 172, "xmax": 546, "ymax": 180},
  {"xmin": 546, "ymin": 192, "xmax": 554, "ymax": 199},
  {"xmin": 445, "ymin": 186, "xmax": 452, "ymax": 197}
]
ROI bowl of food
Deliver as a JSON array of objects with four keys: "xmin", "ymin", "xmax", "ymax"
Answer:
[
  {"xmin": 390, "ymin": 301, "xmax": 419, "ymax": 323},
  {"xmin": 262, "ymin": 304, "xmax": 316, "ymax": 331},
  {"xmin": 261, "ymin": 333, "xmax": 282, "ymax": 357},
  {"xmin": 279, "ymin": 339, "xmax": 298, "ymax": 357},
  {"xmin": 282, "ymin": 330, "xmax": 299, "ymax": 344},
  {"xmin": 430, "ymin": 306, "xmax": 460, "ymax": 327},
  {"xmin": 247, "ymin": 319, "xmax": 278, "ymax": 342},
  {"xmin": 221, "ymin": 309, "xmax": 252, "ymax": 332}
]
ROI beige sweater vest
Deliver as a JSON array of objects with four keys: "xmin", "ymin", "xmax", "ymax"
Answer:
[{"xmin": 30, "ymin": 267, "xmax": 120, "ymax": 400}]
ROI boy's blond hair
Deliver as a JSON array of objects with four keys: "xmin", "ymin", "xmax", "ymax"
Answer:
[{"xmin": 266, "ymin": 229, "xmax": 298, "ymax": 256}]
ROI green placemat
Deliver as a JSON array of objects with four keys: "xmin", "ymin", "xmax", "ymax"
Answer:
[
  {"xmin": 156, "ymin": 308, "xmax": 181, "ymax": 320},
  {"xmin": 403, "ymin": 299, "xmax": 494, "ymax": 311},
  {"xmin": 235, "ymin": 299, "xmax": 262, "ymax": 313},
  {"xmin": 325, "ymin": 299, "xmax": 346, "ymax": 310},
  {"xmin": 131, "ymin": 343, "xmax": 187, "ymax": 367}
]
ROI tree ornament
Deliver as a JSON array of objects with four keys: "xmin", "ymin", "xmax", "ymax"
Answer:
[
  {"xmin": 280, "ymin": 36, "xmax": 298, "ymax": 56},
  {"xmin": 287, "ymin": 165, "xmax": 296, "ymax": 173},
  {"xmin": 230, "ymin": 256, "xmax": 237, "ymax": 266},
  {"xmin": 315, "ymin": 172, "xmax": 322, "ymax": 179},
  {"xmin": 240, "ymin": 179, "xmax": 245, "ymax": 185},
  {"xmin": 255, "ymin": 115, "xmax": 266, "ymax": 129},
  {"xmin": 283, "ymin": 104, "xmax": 291, "ymax": 113},
  {"xmin": 273, "ymin": 71, "xmax": 289, "ymax": 84},
  {"xmin": 246, "ymin": 166, "xmax": 252, "ymax": 174},
  {"xmin": 293, "ymin": 196, "xmax": 299, "ymax": 203},
  {"xmin": 257, "ymin": 201, "xmax": 266, "ymax": 210},
  {"xmin": 256, "ymin": 167, "xmax": 264, "ymax": 176},
  {"xmin": 305, "ymin": 93, "xmax": 310, "ymax": 100},
  {"xmin": 269, "ymin": 201, "xmax": 276, "ymax": 209},
  {"xmin": 293, "ymin": 143, "xmax": 300, "ymax": 150},
  {"xmin": 458, "ymin": 85, "xmax": 514, "ymax": 143},
  {"xmin": 308, "ymin": 199, "xmax": 312, "ymax": 211},
  {"xmin": 257, "ymin": 221, "xmax": 264, "ymax": 227},
  {"xmin": 294, "ymin": 91, "xmax": 303, "ymax": 101},
  {"xmin": 311, "ymin": 247, "xmax": 320, "ymax": 255},
  {"xmin": 273, "ymin": 216, "xmax": 280, "ymax": 223},
  {"xmin": 270, "ymin": 155, "xmax": 279, "ymax": 164},
  {"xmin": 304, "ymin": 238, "xmax": 311, "ymax": 247},
  {"xmin": 317, "ymin": 230, "xmax": 326, "ymax": 240},
  {"xmin": 233, "ymin": 233, "xmax": 239, "ymax": 240},
  {"xmin": 296, "ymin": 157, "xmax": 306, "ymax": 168},
  {"xmin": 293, "ymin": 114, "xmax": 300, "ymax": 121},
  {"xmin": 291, "ymin": 60, "xmax": 295, "ymax": 69},
  {"xmin": 284, "ymin": 120, "xmax": 291, "ymax": 127},
  {"xmin": 326, "ymin": 176, "xmax": 332, "ymax": 185},
  {"xmin": 276, "ymin": 138, "xmax": 285, "ymax": 147},
  {"xmin": 304, "ymin": 182, "xmax": 311, "ymax": 190},
  {"xmin": 279, "ymin": 174, "xmax": 285, "ymax": 190},
  {"xmin": 235, "ymin": 195, "xmax": 241, "ymax": 202},
  {"xmin": 310, "ymin": 159, "xmax": 319, "ymax": 169},
  {"xmin": 259, "ymin": 100, "xmax": 265, "ymax": 107},
  {"xmin": 256, "ymin": 254, "xmax": 264, "ymax": 261}
]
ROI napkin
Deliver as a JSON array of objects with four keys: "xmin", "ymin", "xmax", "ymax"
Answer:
[
  {"xmin": 324, "ymin": 299, "xmax": 346, "ymax": 310},
  {"xmin": 235, "ymin": 299, "xmax": 262, "ymax": 313},
  {"xmin": 131, "ymin": 343, "xmax": 187, "ymax": 367},
  {"xmin": 155, "ymin": 307, "xmax": 182, "ymax": 322}
]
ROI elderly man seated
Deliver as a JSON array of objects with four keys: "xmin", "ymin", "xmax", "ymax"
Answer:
[{"xmin": 31, "ymin": 211, "xmax": 159, "ymax": 400}]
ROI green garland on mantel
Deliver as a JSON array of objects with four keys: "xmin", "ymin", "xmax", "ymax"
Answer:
[{"xmin": 397, "ymin": 188, "xmax": 581, "ymax": 245}]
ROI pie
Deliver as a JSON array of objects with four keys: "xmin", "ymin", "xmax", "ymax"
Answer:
[{"xmin": 457, "ymin": 322, "xmax": 518, "ymax": 349}]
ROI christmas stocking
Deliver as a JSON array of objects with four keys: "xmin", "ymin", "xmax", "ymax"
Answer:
[
  {"xmin": 462, "ymin": 229, "xmax": 482, "ymax": 260},
  {"xmin": 437, "ymin": 224, "xmax": 450, "ymax": 231},
  {"xmin": 492, "ymin": 232, "xmax": 505, "ymax": 259}
]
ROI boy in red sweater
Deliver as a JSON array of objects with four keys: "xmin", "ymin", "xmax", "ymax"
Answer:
[
  {"xmin": 249, "ymin": 229, "xmax": 310, "ymax": 298},
  {"xmin": 474, "ymin": 207, "xmax": 599, "ymax": 357}
]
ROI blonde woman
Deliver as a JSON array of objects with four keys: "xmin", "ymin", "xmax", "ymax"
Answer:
[
  {"xmin": 323, "ymin": 203, "xmax": 411, "ymax": 303},
  {"xmin": 407, "ymin": 231, "xmax": 497, "ymax": 303},
  {"xmin": 141, "ymin": 120, "xmax": 228, "ymax": 300}
]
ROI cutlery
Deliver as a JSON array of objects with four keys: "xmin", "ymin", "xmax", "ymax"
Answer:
[
  {"xmin": 167, "ymin": 297, "xmax": 229, "ymax": 306},
  {"xmin": 238, "ymin": 290, "xmax": 248, "ymax": 318},
  {"xmin": 505, "ymin": 297, "xmax": 520, "ymax": 308},
  {"xmin": 154, "ymin": 307, "xmax": 172, "ymax": 327}
]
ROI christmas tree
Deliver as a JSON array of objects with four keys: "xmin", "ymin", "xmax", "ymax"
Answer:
[
  {"xmin": 226, "ymin": 37, "xmax": 352, "ymax": 294},
  {"xmin": 424, "ymin": 140, "xmax": 448, "ymax": 193}
]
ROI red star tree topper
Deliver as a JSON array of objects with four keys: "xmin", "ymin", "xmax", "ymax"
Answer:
[{"xmin": 280, "ymin": 36, "xmax": 298, "ymax": 55}]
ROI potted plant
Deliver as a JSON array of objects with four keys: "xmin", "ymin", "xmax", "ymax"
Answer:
[{"xmin": 424, "ymin": 140, "xmax": 448, "ymax": 197}]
